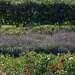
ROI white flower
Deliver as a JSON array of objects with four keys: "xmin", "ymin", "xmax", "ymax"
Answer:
[
  {"xmin": 56, "ymin": 71, "xmax": 60, "ymax": 73},
  {"xmin": 65, "ymin": 71, "xmax": 67, "ymax": 73},
  {"xmin": 2, "ymin": 64, "xmax": 4, "ymax": 66},
  {"xmin": 13, "ymin": 71, "xmax": 16, "ymax": 73},
  {"xmin": 69, "ymin": 57, "xmax": 73, "ymax": 60},
  {"xmin": 58, "ymin": 53, "xmax": 60, "ymax": 55},
  {"xmin": 1, "ymin": 62, "xmax": 3, "ymax": 63},
  {"xmin": 6, "ymin": 63, "xmax": 8, "ymax": 65},
  {"xmin": 1, "ymin": 55, "xmax": 4, "ymax": 58},
  {"xmin": 6, "ymin": 71, "xmax": 9, "ymax": 73},
  {"xmin": 10, "ymin": 72, "xmax": 12, "ymax": 73},
  {"xmin": 4, "ymin": 73, "xmax": 6, "ymax": 75},
  {"xmin": 48, "ymin": 58, "xmax": 50, "ymax": 60}
]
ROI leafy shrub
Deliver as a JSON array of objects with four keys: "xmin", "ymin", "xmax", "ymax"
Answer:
[
  {"xmin": 0, "ymin": 50, "xmax": 75, "ymax": 75},
  {"xmin": 58, "ymin": 47, "xmax": 69, "ymax": 53}
]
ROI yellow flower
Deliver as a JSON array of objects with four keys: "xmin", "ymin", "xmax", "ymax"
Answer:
[{"xmin": 0, "ymin": 66, "xmax": 2, "ymax": 68}]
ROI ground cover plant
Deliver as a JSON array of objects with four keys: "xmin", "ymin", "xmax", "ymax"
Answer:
[
  {"xmin": 0, "ymin": 25, "xmax": 75, "ymax": 75},
  {"xmin": 0, "ymin": 25, "xmax": 75, "ymax": 35},
  {"xmin": 0, "ymin": 50, "xmax": 75, "ymax": 75}
]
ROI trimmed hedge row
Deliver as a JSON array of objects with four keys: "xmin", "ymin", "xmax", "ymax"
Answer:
[{"xmin": 0, "ymin": 0, "xmax": 75, "ymax": 26}]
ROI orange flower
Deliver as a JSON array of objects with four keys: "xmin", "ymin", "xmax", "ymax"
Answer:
[{"xmin": 0, "ymin": 66, "xmax": 2, "ymax": 69}]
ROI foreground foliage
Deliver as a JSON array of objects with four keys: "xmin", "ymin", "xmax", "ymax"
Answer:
[{"xmin": 0, "ymin": 50, "xmax": 75, "ymax": 75}]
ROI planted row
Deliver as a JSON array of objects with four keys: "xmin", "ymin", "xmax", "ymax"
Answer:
[{"xmin": 0, "ymin": 50, "xmax": 75, "ymax": 75}]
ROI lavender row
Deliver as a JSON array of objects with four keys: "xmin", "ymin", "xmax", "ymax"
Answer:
[{"xmin": 0, "ymin": 29, "xmax": 75, "ymax": 56}]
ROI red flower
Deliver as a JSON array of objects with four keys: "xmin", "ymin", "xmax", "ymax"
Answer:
[
  {"xmin": 60, "ymin": 74, "xmax": 62, "ymax": 75},
  {"xmin": 25, "ymin": 67, "xmax": 28, "ymax": 69},
  {"xmin": 23, "ymin": 70, "xmax": 27, "ymax": 73},
  {"xmin": 60, "ymin": 59, "xmax": 65, "ymax": 63},
  {"xmin": 30, "ymin": 61, "xmax": 33, "ymax": 63},
  {"xmin": 6, "ymin": 27, "xmax": 8, "ymax": 29},
  {"xmin": 50, "ymin": 65, "xmax": 55, "ymax": 69},
  {"xmin": 71, "ymin": 69, "xmax": 74, "ymax": 71},
  {"xmin": 56, "ymin": 67, "xmax": 59, "ymax": 69}
]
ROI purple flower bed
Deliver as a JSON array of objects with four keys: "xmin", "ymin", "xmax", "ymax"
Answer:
[{"xmin": 0, "ymin": 29, "xmax": 75, "ymax": 56}]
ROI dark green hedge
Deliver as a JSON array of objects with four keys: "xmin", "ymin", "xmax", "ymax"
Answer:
[{"xmin": 0, "ymin": 0, "xmax": 75, "ymax": 26}]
